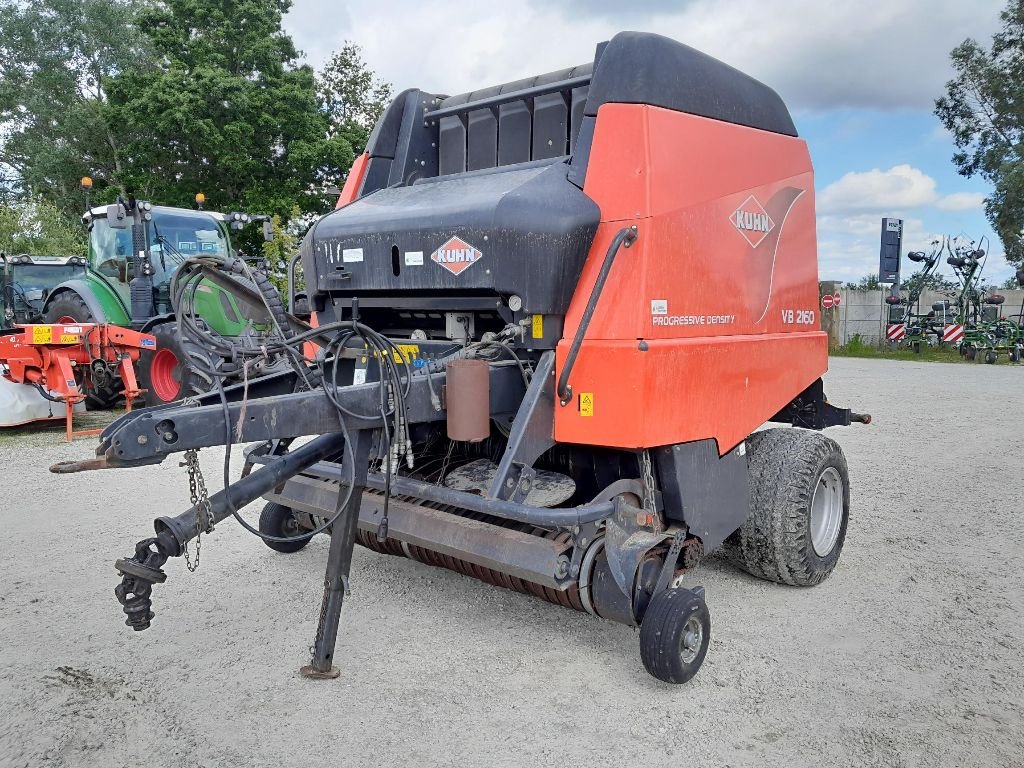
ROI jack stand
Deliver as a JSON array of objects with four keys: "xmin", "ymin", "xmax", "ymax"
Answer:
[{"xmin": 301, "ymin": 429, "xmax": 373, "ymax": 680}]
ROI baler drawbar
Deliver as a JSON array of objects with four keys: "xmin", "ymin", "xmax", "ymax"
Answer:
[{"xmin": 56, "ymin": 32, "xmax": 868, "ymax": 684}]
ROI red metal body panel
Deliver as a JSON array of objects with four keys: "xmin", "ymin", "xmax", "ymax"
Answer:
[{"xmin": 555, "ymin": 104, "xmax": 826, "ymax": 452}]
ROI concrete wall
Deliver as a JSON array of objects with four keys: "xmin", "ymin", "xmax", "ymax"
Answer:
[{"xmin": 818, "ymin": 285, "xmax": 1024, "ymax": 347}]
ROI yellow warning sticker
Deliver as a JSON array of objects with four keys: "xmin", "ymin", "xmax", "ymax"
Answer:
[
  {"xmin": 32, "ymin": 326, "xmax": 53, "ymax": 344},
  {"xmin": 579, "ymin": 392, "xmax": 594, "ymax": 417},
  {"xmin": 394, "ymin": 343, "xmax": 420, "ymax": 364},
  {"xmin": 59, "ymin": 334, "xmax": 80, "ymax": 344},
  {"xmin": 531, "ymin": 314, "xmax": 544, "ymax": 339}
]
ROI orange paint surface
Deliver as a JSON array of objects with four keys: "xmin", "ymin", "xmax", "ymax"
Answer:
[{"xmin": 555, "ymin": 104, "xmax": 826, "ymax": 452}]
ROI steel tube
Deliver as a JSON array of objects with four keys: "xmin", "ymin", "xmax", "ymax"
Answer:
[{"xmin": 153, "ymin": 432, "xmax": 347, "ymax": 552}]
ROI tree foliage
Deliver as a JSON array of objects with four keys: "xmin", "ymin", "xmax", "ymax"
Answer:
[
  {"xmin": 0, "ymin": 0, "xmax": 152, "ymax": 215},
  {"xmin": 0, "ymin": 0, "xmax": 392, "ymax": 231},
  {"xmin": 108, "ymin": 0, "xmax": 352, "ymax": 217},
  {"xmin": 317, "ymin": 42, "xmax": 392, "ymax": 157},
  {"xmin": 0, "ymin": 199, "xmax": 86, "ymax": 256},
  {"xmin": 846, "ymin": 274, "xmax": 881, "ymax": 290},
  {"xmin": 936, "ymin": 0, "xmax": 1024, "ymax": 266}
]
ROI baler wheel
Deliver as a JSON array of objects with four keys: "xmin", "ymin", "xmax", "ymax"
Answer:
[
  {"xmin": 725, "ymin": 428, "xmax": 849, "ymax": 587},
  {"xmin": 638, "ymin": 588, "xmax": 711, "ymax": 684},
  {"xmin": 258, "ymin": 503, "xmax": 311, "ymax": 554}
]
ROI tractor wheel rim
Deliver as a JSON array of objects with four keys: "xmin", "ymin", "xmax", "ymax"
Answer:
[
  {"xmin": 811, "ymin": 466, "xmax": 843, "ymax": 557},
  {"xmin": 680, "ymin": 615, "xmax": 703, "ymax": 664},
  {"xmin": 150, "ymin": 348, "xmax": 181, "ymax": 401}
]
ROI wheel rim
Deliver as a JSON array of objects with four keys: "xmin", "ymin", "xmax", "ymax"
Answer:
[
  {"xmin": 679, "ymin": 615, "xmax": 703, "ymax": 664},
  {"xmin": 57, "ymin": 315, "xmax": 77, "ymax": 324},
  {"xmin": 810, "ymin": 466, "xmax": 844, "ymax": 557},
  {"xmin": 150, "ymin": 348, "xmax": 181, "ymax": 401}
]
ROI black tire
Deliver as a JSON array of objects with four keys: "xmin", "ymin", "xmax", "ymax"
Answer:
[
  {"xmin": 1010, "ymin": 348, "xmax": 1021, "ymax": 364},
  {"xmin": 136, "ymin": 322, "xmax": 217, "ymax": 407},
  {"xmin": 726, "ymin": 428, "xmax": 850, "ymax": 587},
  {"xmin": 258, "ymin": 503, "xmax": 310, "ymax": 553},
  {"xmin": 41, "ymin": 291, "xmax": 121, "ymax": 410},
  {"xmin": 639, "ymin": 588, "xmax": 711, "ymax": 684},
  {"xmin": 966, "ymin": 346, "xmax": 977, "ymax": 361},
  {"xmin": 985, "ymin": 350, "xmax": 997, "ymax": 365},
  {"xmin": 911, "ymin": 340, "xmax": 921, "ymax": 354}
]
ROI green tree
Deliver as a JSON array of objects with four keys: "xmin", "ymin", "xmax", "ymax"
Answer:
[
  {"xmin": 936, "ymin": 0, "xmax": 1024, "ymax": 266},
  {"xmin": 846, "ymin": 274, "xmax": 881, "ymax": 290},
  {"xmin": 262, "ymin": 204, "xmax": 304, "ymax": 294},
  {"xmin": 109, "ymin": 0, "xmax": 352, "ymax": 218},
  {"xmin": 0, "ymin": 0, "xmax": 153, "ymax": 216},
  {"xmin": 0, "ymin": 199, "xmax": 87, "ymax": 256},
  {"xmin": 317, "ymin": 42, "xmax": 392, "ymax": 156}
]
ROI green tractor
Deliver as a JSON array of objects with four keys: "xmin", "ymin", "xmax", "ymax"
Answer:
[
  {"xmin": 1, "ymin": 253, "xmax": 89, "ymax": 328},
  {"xmin": 40, "ymin": 197, "xmax": 289, "ymax": 407}
]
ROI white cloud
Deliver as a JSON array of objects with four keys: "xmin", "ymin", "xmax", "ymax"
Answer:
[
  {"xmin": 818, "ymin": 165, "xmax": 939, "ymax": 214},
  {"xmin": 283, "ymin": 0, "xmax": 1004, "ymax": 110},
  {"xmin": 936, "ymin": 191, "xmax": 986, "ymax": 211}
]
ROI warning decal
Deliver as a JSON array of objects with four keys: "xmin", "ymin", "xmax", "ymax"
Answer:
[
  {"xmin": 578, "ymin": 393, "xmax": 594, "ymax": 417},
  {"xmin": 943, "ymin": 324, "xmax": 964, "ymax": 343},
  {"xmin": 886, "ymin": 323, "xmax": 907, "ymax": 341}
]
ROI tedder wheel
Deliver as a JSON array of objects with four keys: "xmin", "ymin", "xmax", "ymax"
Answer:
[
  {"xmin": 258, "ymin": 503, "xmax": 310, "ymax": 553},
  {"xmin": 965, "ymin": 346, "xmax": 977, "ymax": 361},
  {"xmin": 639, "ymin": 588, "xmax": 711, "ymax": 684},
  {"xmin": 911, "ymin": 340, "xmax": 921, "ymax": 354},
  {"xmin": 985, "ymin": 350, "xmax": 998, "ymax": 365},
  {"xmin": 41, "ymin": 292, "xmax": 121, "ymax": 410},
  {"xmin": 726, "ymin": 428, "xmax": 850, "ymax": 586},
  {"xmin": 136, "ymin": 322, "xmax": 218, "ymax": 407},
  {"xmin": 1010, "ymin": 347, "xmax": 1022, "ymax": 364}
]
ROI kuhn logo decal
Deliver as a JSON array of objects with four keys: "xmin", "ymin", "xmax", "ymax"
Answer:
[
  {"xmin": 731, "ymin": 196, "xmax": 775, "ymax": 248},
  {"xmin": 431, "ymin": 236, "xmax": 482, "ymax": 276}
]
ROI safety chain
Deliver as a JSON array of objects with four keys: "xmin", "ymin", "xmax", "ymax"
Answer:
[
  {"xmin": 181, "ymin": 449, "xmax": 215, "ymax": 572},
  {"xmin": 640, "ymin": 449, "xmax": 658, "ymax": 522}
]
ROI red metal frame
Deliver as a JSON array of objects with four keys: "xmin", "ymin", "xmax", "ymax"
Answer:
[{"xmin": 0, "ymin": 323, "xmax": 155, "ymax": 440}]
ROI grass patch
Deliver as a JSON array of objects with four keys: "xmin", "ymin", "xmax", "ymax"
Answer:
[{"xmin": 831, "ymin": 334, "xmax": 1019, "ymax": 364}]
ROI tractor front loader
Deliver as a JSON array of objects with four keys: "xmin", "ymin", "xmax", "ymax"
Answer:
[{"xmin": 57, "ymin": 32, "xmax": 868, "ymax": 684}]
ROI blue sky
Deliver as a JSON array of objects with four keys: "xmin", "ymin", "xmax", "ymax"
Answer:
[
  {"xmin": 798, "ymin": 110, "xmax": 1009, "ymax": 284},
  {"xmin": 284, "ymin": 0, "xmax": 1012, "ymax": 285}
]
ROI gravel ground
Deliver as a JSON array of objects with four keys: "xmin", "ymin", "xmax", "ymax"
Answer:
[{"xmin": 1, "ymin": 356, "xmax": 1022, "ymax": 768}]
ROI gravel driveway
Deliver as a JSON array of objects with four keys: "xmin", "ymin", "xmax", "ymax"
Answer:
[{"xmin": 1, "ymin": 356, "xmax": 1021, "ymax": 767}]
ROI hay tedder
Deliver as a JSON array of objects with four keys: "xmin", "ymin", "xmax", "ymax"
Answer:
[
  {"xmin": 56, "ymin": 33, "xmax": 868, "ymax": 684},
  {"xmin": 942, "ymin": 237, "xmax": 1022, "ymax": 362}
]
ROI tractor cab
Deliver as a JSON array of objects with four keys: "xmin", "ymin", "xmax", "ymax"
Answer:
[
  {"xmin": 85, "ymin": 205, "xmax": 231, "ymax": 317},
  {"xmin": 1, "ymin": 254, "xmax": 88, "ymax": 327}
]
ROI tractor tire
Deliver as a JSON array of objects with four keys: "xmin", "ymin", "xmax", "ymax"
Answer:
[
  {"xmin": 725, "ymin": 428, "xmax": 850, "ymax": 587},
  {"xmin": 41, "ymin": 292, "xmax": 121, "ymax": 410},
  {"xmin": 258, "ymin": 503, "xmax": 311, "ymax": 553},
  {"xmin": 639, "ymin": 587, "xmax": 711, "ymax": 684},
  {"xmin": 136, "ymin": 322, "xmax": 217, "ymax": 407}
]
